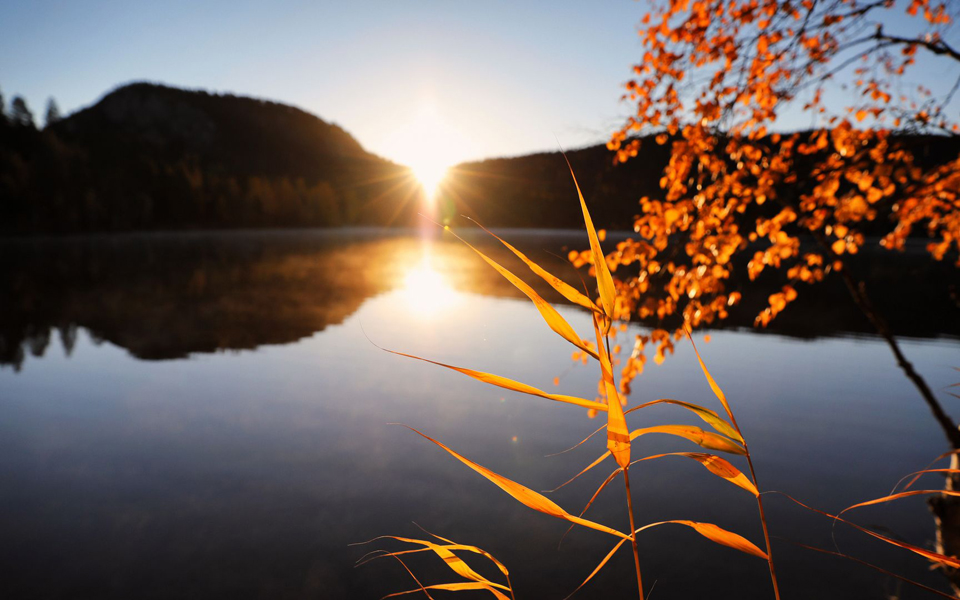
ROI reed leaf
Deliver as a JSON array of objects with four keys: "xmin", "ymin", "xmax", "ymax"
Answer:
[
  {"xmin": 555, "ymin": 425, "xmax": 746, "ymax": 493},
  {"xmin": 564, "ymin": 538, "xmax": 629, "ymax": 600},
  {"xmin": 594, "ymin": 313, "xmax": 631, "ymax": 468},
  {"xmin": 893, "ymin": 468, "xmax": 960, "ymax": 494},
  {"xmin": 626, "ymin": 399, "xmax": 741, "ymax": 443},
  {"xmin": 466, "ymin": 217, "xmax": 599, "ymax": 313},
  {"xmin": 378, "ymin": 347, "xmax": 605, "ymax": 412},
  {"xmin": 401, "ymin": 425, "xmax": 629, "ymax": 540},
  {"xmin": 685, "ymin": 326, "xmax": 739, "ymax": 432},
  {"xmin": 635, "ymin": 520, "xmax": 768, "ymax": 559},
  {"xmin": 630, "ymin": 452, "xmax": 758, "ymax": 496},
  {"xmin": 383, "ymin": 582, "xmax": 510, "ymax": 599},
  {"xmin": 564, "ymin": 153, "xmax": 616, "ymax": 321},
  {"xmin": 632, "ymin": 425, "xmax": 746, "ymax": 455},
  {"xmin": 355, "ymin": 536, "xmax": 511, "ymax": 591},
  {"xmin": 444, "ymin": 226, "xmax": 599, "ymax": 360},
  {"xmin": 777, "ymin": 492, "xmax": 960, "ymax": 569},
  {"xmin": 840, "ymin": 489, "xmax": 960, "ymax": 516}
]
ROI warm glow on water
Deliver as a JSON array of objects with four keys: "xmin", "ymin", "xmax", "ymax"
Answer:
[{"xmin": 401, "ymin": 256, "xmax": 460, "ymax": 316}]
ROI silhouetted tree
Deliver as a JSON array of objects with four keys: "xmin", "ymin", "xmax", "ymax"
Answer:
[
  {"xmin": 9, "ymin": 96, "xmax": 35, "ymax": 128},
  {"xmin": 0, "ymin": 87, "xmax": 6, "ymax": 125},
  {"xmin": 44, "ymin": 98, "xmax": 61, "ymax": 128}
]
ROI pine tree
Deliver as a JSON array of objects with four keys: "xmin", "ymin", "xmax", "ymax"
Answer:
[
  {"xmin": 44, "ymin": 98, "xmax": 62, "ymax": 127},
  {"xmin": 10, "ymin": 96, "xmax": 35, "ymax": 128}
]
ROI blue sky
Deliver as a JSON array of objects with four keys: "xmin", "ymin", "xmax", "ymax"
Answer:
[
  {"xmin": 0, "ymin": 0, "xmax": 649, "ymax": 165},
  {"xmin": 1, "ymin": 1, "xmax": 955, "ymax": 168}
]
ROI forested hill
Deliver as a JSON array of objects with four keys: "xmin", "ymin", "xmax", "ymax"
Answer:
[
  {"xmin": 3, "ymin": 82, "xmax": 960, "ymax": 235},
  {"xmin": 441, "ymin": 132, "xmax": 960, "ymax": 233},
  {"xmin": 0, "ymin": 83, "xmax": 422, "ymax": 233}
]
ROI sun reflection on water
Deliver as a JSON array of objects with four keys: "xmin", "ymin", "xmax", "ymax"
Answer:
[{"xmin": 401, "ymin": 256, "xmax": 461, "ymax": 317}]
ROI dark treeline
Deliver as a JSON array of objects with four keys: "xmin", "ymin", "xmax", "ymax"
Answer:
[
  {"xmin": 0, "ymin": 83, "xmax": 423, "ymax": 234},
  {"xmin": 441, "ymin": 132, "xmax": 960, "ymax": 236},
  {"xmin": 2, "ymin": 82, "xmax": 960, "ymax": 235}
]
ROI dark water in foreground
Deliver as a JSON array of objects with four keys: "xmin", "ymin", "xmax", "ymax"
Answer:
[{"xmin": 1, "ymin": 229, "xmax": 959, "ymax": 600}]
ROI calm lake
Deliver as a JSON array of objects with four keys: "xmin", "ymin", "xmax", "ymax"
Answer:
[{"xmin": 1, "ymin": 229, "xmax": 959, "ymax": 599}]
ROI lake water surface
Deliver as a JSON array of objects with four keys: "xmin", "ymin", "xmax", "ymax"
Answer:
[{"xmin": 1, "ymin": 229, "xmax": 959, "ymax": 599}]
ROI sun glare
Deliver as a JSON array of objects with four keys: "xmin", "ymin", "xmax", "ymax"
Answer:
[
  {"xmin": 401, "ymin": 257, "xmax": 460, "ymax": 317},
  {"xmin": 382, "ymin": 103, "xmax": 461, "ymax": 202}
]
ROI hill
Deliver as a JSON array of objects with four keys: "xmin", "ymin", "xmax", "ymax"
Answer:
[
  {"xmin": 0, "ymin": 83, "xmax": 422, "ymax": 233},
  {"xmin": 2, "ymin": 82, "xmax": 960, "ymax": 234}
]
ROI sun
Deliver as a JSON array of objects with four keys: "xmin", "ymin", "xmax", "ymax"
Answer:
[{"xmin": 381, "ymin": 103, "xmax": 460, "ymax": 202}]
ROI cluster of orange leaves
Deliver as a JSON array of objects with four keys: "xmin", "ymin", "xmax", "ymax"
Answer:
[{"xmin": 599, "ymin": 0, "xmax": 959, "ymax": 392}]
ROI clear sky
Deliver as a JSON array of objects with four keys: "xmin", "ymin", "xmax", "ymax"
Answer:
[
  {"xmin": 1, "ymin": 1, "xmax": 954, "ymax": 171},
  {"xmin": 0, "ymin": 0, "xmax": 649, "ymax": 166}
]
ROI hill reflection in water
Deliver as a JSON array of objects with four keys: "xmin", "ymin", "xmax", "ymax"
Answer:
[{"xmin": 1, "ymin": 229, "xmax": 957, "ymax": 371}]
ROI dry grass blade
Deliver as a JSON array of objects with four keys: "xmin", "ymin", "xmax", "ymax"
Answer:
[
  {"xmin": 548, "ymin": 450, "xmax": 613, "ymax": 493},
  {"xmin": 774, "ymin": 491, "xmax": 960, "ymax": 569},
  {"xmin": 594, "ymin": 313, "xmax": 631, "ymax": 468},
  {"xmin": 549, "ymin": 397, "xmax": 741, "ymax": 463},
  {"xmin": 555, "ymin": 425, "xmax": 746, "ymax": 493},
  {"xmin": 893, "ymin": 449, "xmax": 960, "ymax": 493},
  {"xmin": 630, "ymin": 452, "xmax": 758, "ymax": 496},
  {"xmin": 400, "ymin": 425, "xmax": 629, "ymax": 540},
  {"xmin": 563, "ymin": 538, "xmax": 629, "ymax": 600},
  {"xmin": 383, "ymin": 582, "xmax": 510, "ymax": 599},
  {"xmin": 625, "ymin": 399, "xmax": 741, "ymax": 443},
  {"xmin": 378, "ymin": 347, "xmax": 605, "ymax": 412},
  {"xmin": 893, "ymin": 469, "xmax": 960, "ymax": 494},
  {"xmin": 465, "ymin": 217, "xmax": 599, "ymax": 313},
  {"xmin": 355, "ymin": 536, "xmax": 511, "ymax": 591},
  {"xmin": 635, "ymin": 520, "xmax": 768, "ymax": 559},
  {"xmin": 564, "ymin": 153, "xmax": 616, "ymax": 322},
  {"xmin": 684, "ymin": 325, "xmax": 739, "ymax": 432},
  {"xmin": 783, "ymin": 540, "xmax": 958, "ymax": 600},
  {"xmin": 840, "ymin": 489, "xmax": 960, "ymax": 516},
  {"xmin": 443, "ymin": 225, "xmax": 599, "ymax": 360},
  {"xmin": 630, "ymin": 424, "xmax": 746, "ymax": 455},
  {"xmin": 385, "ymin": 552, "xmax": 436, "ymax": 600},
  {"xmin": 411, "ymin": 524, "xmax": 511, "ymax": 579}
]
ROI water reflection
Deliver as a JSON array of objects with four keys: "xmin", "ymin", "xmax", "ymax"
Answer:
[
  {"xmin": 0, "ymin": 229, "xmax": 956, "ymax": 371},
  {"xmin": 0, "ymin": 230, "xmax": 959, "ymax": 598},
  {"xmin": 401, "ymin": 255, "xmax": 462, "ymax": 318}
]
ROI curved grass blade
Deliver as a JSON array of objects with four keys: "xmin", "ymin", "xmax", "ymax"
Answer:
[
  {"xmin": 893, "ymin": 449, "xmax": 960, "ymax": 493},
  {"xmin": 625, "ymin": 398, "xmax": 742, "ymax": 443},
  {"xmin": 400, "ymin": 425, "xmax": 629, "ymax": 540},
  {"xmin": 443, "ymin": 225, "xmax": 599, "ymax": 361},
  {"xmin": 630, "ymin": 452, "xmax": 758, "ymax": 496},
  {"xmin": 411, "ymin": 524, "xmax": 511, "ymax": 579},
  {"xmin": 685, "ymin": 325, "xmax": 739, "ymax": 431},
  {"xmin": 774, "ymin": 491, "xmax": 960, "ymax": 569},
  {"xmin": 594, "ymin": 313, "xmax": 630, "ymax": 468},
  {"xmin": 840, "ymin": 489, "xmax": 960, "ymax": 516},
  {"xmin": 564, "ymin": 153, "xmax": 616, "ymax": 321},
  {"xmin": 893, "ymin": 468, "xmax": 960, "ymax": 494},
  {"xmin": 385, "ymin": 552, "xmax": 436, "ymax": 600},
  {"xmin": 383, "ymin": 581, "xmax": 510, "ymax": 599},
  {"xmin": 563, "ymin": 538, "xmax": 629, "ymax": 600},
  {"xmin": 378, "ymin": 347, "xmax": 605, "ymax": 412},
  {"xmin": 783, "ymin": 539, "xmax": 958, "ymax": 600},
  {"xmin": 353, "ymin": 535, "xmax": 511, "ymax": 594},
  {"xmin": 548, "ymin": 397, "xmax": 741, "ymax": 463},
  {"xmin": 553, "ymin": 425, "xmax": 746, "ymax": 493},
  {"xmin": 632, "ymin": 424, "xmax": 746, "ymax": 455},
  {"xmin": 465, "ymin": 217, "xmax": 599, "ymax": 313},
  {"xmin": 635, "ymin": 520, "xmax": 768, "ymax": 559}
]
